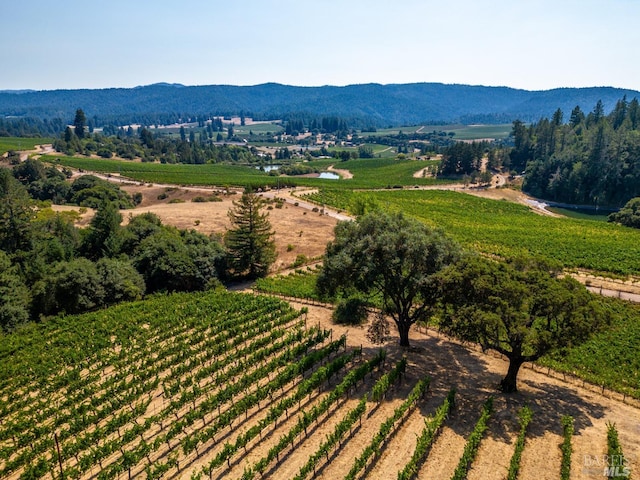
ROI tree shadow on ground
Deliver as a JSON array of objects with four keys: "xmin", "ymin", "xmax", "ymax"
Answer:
[{"xmin": 359, "ymin": 328, "xmax": 606, "ymax": 444}]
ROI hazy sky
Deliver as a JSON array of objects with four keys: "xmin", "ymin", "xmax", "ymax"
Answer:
[{"xmin": 4, "ymin": 0, "xmax": 640, "ymax": 92}]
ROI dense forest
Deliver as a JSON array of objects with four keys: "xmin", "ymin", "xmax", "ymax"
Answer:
[
  {"xmin": 516, "ymin": 97, "xmax": 640, "ymax": 207},
  {"xmin": 2, "ymin": 83, "xmax": 639, "ymax": 130}
]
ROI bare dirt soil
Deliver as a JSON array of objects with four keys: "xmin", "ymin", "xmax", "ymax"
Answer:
[
  {"xmin": 262, "ymin": 303, "xmax": 640, "ymax": 480},
  {"xmin": 117, "ymin": 184, "xmax": 338, "ymax": 272}
]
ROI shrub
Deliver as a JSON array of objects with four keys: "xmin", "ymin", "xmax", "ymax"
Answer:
[
  {"xmin": 332, "ymin": 295, "xmax": 368, "ymax": 325},
  {"xmin": 291, "ymin": 254, "xmax": 308, "ymax": 268}
]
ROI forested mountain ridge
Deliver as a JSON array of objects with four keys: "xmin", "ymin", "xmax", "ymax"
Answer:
[{"xmin": 1, "ymin": 82, "xmax": 639, "ymax": 127}]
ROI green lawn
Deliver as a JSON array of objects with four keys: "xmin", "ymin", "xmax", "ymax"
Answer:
[
  {"xmin": 547, "ymin": 207, "xmax": 610, "ymax": 222},
  {"xmin": 233, "ymin": 122, "xmax": 284, "ymax": 135},
  {"xmin": 442, "ymin": 124, "xmax": 512, "ymax": 140},
  {"xmin": 360, "ymin": 124, "xmax": 512, "ymax": 140}
]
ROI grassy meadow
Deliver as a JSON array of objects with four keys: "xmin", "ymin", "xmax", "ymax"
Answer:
[{"xmin": 363, "ymin": 124, "xmax": 512, "ymax": 140}]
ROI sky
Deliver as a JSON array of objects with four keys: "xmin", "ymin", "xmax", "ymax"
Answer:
[{"xmin": 4, "ymin": 0, "xmax": 640, "ymax": 92}]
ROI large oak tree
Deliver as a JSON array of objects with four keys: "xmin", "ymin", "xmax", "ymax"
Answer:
[
  {"xmin": 317, "ymin": 211, "xmax": 460, "ymax": 347},
  {"xmin": 437, "ymin": 256, "xmax": 607, "ymax": 392}
]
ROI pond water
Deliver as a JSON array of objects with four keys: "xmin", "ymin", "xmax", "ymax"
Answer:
[{"xmin": 318, "ymin": 172, "xmax": 340, "ymax": 180}]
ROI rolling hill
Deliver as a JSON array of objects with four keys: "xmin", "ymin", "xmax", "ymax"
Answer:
[{"xmin": 1, "ymin": 82, "xmax": 639, "ymax": 127}]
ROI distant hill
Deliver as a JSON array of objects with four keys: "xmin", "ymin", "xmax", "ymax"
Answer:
[{"xmin": 1, "ymin": 82, "xmax": 638, "ymax": 127}]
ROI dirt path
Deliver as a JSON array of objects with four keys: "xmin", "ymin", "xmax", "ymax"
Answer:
[{"xmin": 51, "ymin": 166, "xmax": 639, "ymax": 301}]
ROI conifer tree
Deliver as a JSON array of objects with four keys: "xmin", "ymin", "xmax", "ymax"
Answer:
[
  {"xmin": 73, "ymin": 108, "xmax": 86, "ymax": 139},
  {"xmin": 224, "ymin": 193, "xmax": 276, "ymax": 279}
]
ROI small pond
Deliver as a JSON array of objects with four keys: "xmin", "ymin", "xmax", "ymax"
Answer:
[{"xmin": 318, "ymin": 172, "xmax": 340, "ymax": 180}]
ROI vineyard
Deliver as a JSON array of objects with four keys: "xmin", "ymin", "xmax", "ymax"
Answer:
[
  {"xmin": 1, "ymin": 290, "xmax": 637, "ymax": 479},
  {"xmin": 255, "ymin": 268, "xmax": 640, "ymax": 400},
  {"xmin": 0, "ymin": 137, "xmax": 53, "ymax": 154},
  {"xmin": 44, "ymin": 155, "xmax": 447, "ymax": 190},
  {"xmin": 301, "ymin": 189, "xmax": 640, "ymax": 276}
]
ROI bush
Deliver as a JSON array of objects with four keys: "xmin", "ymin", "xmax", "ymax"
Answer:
[
  {"xmin": 191, "ymin": 195, "xmax": 223, "ymax": 202},
  {"xmin": 96, "ymin": 258, "xmax": 145, "ymax": 305},
  {"xmin": 609, "ymin": 197, "xmax": 640, "ymax": 229},
  {"xmin": 332, "ymin": 295, "xmax": 368, "ymax": 325},
  {"xmin": 291, "ymin": 254, "xmax": 308, "ymax": 268},
  {"xmin": 33, "ymin": 258, "xmax": 105, "ymax": 316}
]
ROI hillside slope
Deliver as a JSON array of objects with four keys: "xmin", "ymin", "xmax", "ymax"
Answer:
[{"xmin": 2, "ymin": 82, "xmax": 639, "ymax": 126}]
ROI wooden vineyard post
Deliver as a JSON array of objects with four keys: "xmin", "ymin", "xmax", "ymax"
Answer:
[{"xmin": 54, "ymin": 432, "xmax": 64, "ymax": 480}]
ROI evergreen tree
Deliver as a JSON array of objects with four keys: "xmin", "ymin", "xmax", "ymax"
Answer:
[
  {"xmin": 0, "ymin": 169, "xmax": 33, "ymax": 254},
  {"xmin": 0, "ymin": 251, "xmax": 30, "ymax": 331},
  {"xmin": 224, "ymin": 193, "xmax": 276, "ymax": 279},
  {"xmin": 569, "ymin": 105, "xmax": 585, "ymax": 127},
  {"xmin": 74, "ymin": 108, "xmax": 87, "ymax": 139},
  {"xmin": 517, "ymin": 96, "xmax": 640, "ymax": 206},
  {"xmin": 593, "ymin": 99, "xmax": 605, "ymax": 122},
  {"xmin": 552, "ymin": 108, "xmax": 564, "ymax": 126},
  {"xmin": 81, "ymin": 201, "xmax": 123, "ymax": 260}
]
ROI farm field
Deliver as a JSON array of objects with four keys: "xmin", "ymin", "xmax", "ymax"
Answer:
[
  {"xmin": 42, "ymin": 154, "xmax": 448, "ymax": 190},
  {"xmin": 364, "ymin": 124, "xmax": 512, "ymax": 140},
  {"xmin": 0, "ymin": 137, "xmax": 53, "ymax": 154},
  {"xmin": 1, "ymin": 290, "xmax": 638, "ymax": 480},
  {"xmin": 7, "ymin": 142, "xmax": 638, "ymax": 478},
  {"xmin": 441, "ymin": 124, "xmax": 513, "ymax": 140},
  {"xmin": 256, "ymin": 268, "xmax": 640, "ymax": 401},
  {"xmin": 302, "ymin": 189, "xmax": 640, "ymax": 276},
  {"xmin": 231, "ymin": 122, "xmax": 284, "ymax": 136}
]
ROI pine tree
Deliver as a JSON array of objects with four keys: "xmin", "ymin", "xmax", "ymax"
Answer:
[
  {"xmin": 73, "ymin": 108, "xmax": 86, "ymax": 139},
  {"xmin": 224, "ymin": 193, "xmax": 276, "ymax": 279}
]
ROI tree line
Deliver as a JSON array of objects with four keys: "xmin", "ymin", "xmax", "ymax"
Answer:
[
  {"xmin": 513, "ymin": 97, "xmax": 640, "ymax": 207},
  {"xmin": 55, "ymin": 113, "xmax": 261, "ymax": 165}
]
